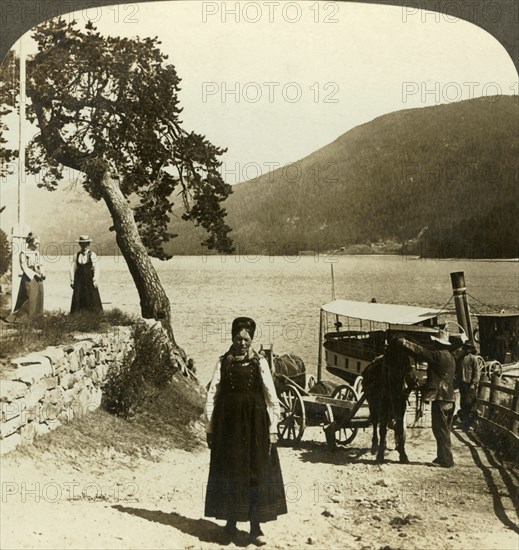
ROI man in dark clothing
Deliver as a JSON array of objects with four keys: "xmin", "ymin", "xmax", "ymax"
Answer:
[
  {"xmin": 396, "ymin": 330, "xmax": 456, "ymax": 468},
  {"xmin": 495, "ymin": 333, "xmax": 508, "ymax": 363},
  {"xmin": 456, "ymin": 341, "xmax": 480, "ymax": 429},
  {"xmin": 510, "ymin": 332, "xmax": 519, "ymax": 362}
]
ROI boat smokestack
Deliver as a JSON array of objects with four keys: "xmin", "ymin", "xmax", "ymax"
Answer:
[{"xmin": 450, "ymin": 271, "xmax": 474, "ymax": 341}]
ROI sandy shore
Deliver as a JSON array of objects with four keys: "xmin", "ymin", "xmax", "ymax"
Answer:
[{"xmin": 1, "ymin": 423, "xmax": 518, "ymax": 550}]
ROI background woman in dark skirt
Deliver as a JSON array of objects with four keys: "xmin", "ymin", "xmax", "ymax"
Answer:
[
  {"xmin": 70, "ymin": 235, "xmax": 102, "ymax": 314},
  {"xmin": 6, "ymin": 233, "xmax": 45, "ymax": 323},
  {"xmin": 205, "ymin": 317, "xmax": 287, "ymax": 546}
]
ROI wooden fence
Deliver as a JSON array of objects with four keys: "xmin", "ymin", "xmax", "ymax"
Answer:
[{"xmin": 476, "ymin": 374, "xmax": 519, "ymax": 456}]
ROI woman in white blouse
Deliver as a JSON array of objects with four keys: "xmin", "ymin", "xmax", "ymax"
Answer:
[
  {"xmin": 70, "ymin": 235, "xmax": 102, "ymax": 314},
  {"xmin": 7, "ymin": 232, "xmax": 45, "ymax": 322},
  {"xmin": 204, "ymin": 317, "xmax": 287, "ymax": 546}
]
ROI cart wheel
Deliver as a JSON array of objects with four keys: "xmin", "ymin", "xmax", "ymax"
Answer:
[
  {"xmin": 307, "ymin": 375, "xmax": 316, "ymax": 391},
  {"xmin": 475, "ymin": 355, "xmax": 486, "ymax": 374},
  {"xmin": 329, "ymin": 384, "xmax": 359, "ymax": 446},
  {"xmin": 476, "ymin": 355, "xmax": 490, "ymax": 380},
  {"xmin": 486, "ymin": 360, "xmax": 503, "ymax": 378},
  {"xmin": 353, "ymin": 375, "xmax": 364, "ymax": 397},
  {"xmin": 277, "ymin": 384, "xmax": 306, "ymax": 444}
]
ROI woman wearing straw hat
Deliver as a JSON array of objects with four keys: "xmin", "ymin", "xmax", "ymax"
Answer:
[
  {"xmin": 6, "ymin": 232, "xmax": 45, "ymax": 323},
  {"xmin": 70, "ymin": 235, "xmax": 102, "ymax": 314}
]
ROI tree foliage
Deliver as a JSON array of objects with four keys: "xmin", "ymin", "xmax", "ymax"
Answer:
[
  {"xmin": 0, "ymin": 226, "xmax": 9, "ymax": 277},
  {"xmin": 25, "ymin": 18, "xmax": 234, "ymax": 259}
]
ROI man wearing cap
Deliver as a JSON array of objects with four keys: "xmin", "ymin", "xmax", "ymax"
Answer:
[
  {"xmin": 456, "ymin": 340, "xmax": 480, "ymax": 429},
  {"xmin": 70, "ymin": 235, "xmax": 103, "ymax": 314},
  {"xmin": 396, "ymin": 329, "xmax": 456, "ymax": 468}
]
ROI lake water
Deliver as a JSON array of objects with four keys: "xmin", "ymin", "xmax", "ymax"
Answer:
[{"xmin": 40, "ymin": 254, "xmax": 519, "ymax": 384}]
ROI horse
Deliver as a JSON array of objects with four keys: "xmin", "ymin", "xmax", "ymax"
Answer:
[
  {"xmin": 362, "ymin": 355, "xmax": 386, "ymax": 455},
  {"xmin": 362, "ymin": 336, "xmax": 421, "ymax": 464}
]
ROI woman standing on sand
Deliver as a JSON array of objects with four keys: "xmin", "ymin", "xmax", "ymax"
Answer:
[
  {"xmin": 6, "ymin": 232, "xmax": 45, "ymax": 323},
  {"xmin": 204, "ymin": 317, "xmax": 287, "ymax": 546}
]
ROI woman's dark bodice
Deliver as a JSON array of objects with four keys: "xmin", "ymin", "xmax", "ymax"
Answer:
[
  {"xmin": 76, "ymin": 251, "xmax": 93, "ymax": 269},
  {"xmin": 220, "ymin": 356, "xmax": 263, "ymax": 395}
]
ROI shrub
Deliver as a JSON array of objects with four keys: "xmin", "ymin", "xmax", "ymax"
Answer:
[
  {"xmin": 103, "ymin": 322, "xmax": 181, "ymax": 419},
  {"xmin": 0, "ymin": 228, "xmax": 9, "ymax": 277}
]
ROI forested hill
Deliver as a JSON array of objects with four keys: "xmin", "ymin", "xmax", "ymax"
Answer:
[
  {"xmin": 169, "ymin": 95, "xmax": 519, "ymax": 258},
  {"xmin": 2, "ymin": 96, "xmax": 517, "ymax": 259}
]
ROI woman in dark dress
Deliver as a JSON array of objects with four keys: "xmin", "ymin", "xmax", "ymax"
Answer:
[
  {"xmin": 70, "ymin": 235, "xmax": 103, "ymax": 314},
  {"xmin": 205, "ymin": 317, "xmax": 287, "ymax": 546},
  {"xmin": 6, "ymin": 232, "xmax": 45, "ymax": 323}
]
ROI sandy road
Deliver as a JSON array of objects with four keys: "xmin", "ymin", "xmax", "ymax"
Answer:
[{"xmin": 1, "ymin": 425, "xmax": 518, "ymax": 550}]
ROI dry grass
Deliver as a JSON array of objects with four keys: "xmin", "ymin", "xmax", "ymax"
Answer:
[
  {"xmin": 14, "ymin": 372, "xmax": 206, "ymax": 466},
  {"xmin": 1, "ymin": 297, "xmax": 206, "ymax": 460},
  {"xmin": 0, "ymin": 308, "xmax": 136, "ymax": 366}
]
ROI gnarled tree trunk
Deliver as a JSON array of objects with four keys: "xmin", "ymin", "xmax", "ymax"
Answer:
[
  {"xmin": 97, "ymin": 170, "xmax": 181, "ymax": 352},
  {"xmin": 30, "ymin": 102, "xmax": 185, "ymax": 359}
]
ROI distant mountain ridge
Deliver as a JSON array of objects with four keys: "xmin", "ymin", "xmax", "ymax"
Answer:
[
  {"xmin": 0, "ymin": 183, "xmax": 117, "ymax": 256},
  {"xmin": 168, "ymin": 95, "xmax": 518, "ymax": 258},
  {"xmin": 1, "ymin": 96, "xmax": 517, "ymax": 258}
]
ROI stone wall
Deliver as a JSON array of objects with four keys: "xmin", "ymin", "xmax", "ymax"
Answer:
[{"xmin": 0, "ymin": 327, "xmax": 133, "ymax": 455}]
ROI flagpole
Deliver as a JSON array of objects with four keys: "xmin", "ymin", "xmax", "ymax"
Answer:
[
  {"xmin": 18, "ymin": 36, "xmax": 26, "ymax": 225},
  {"xmin": 11, "ymin": 37, "xmax": 29, "ymax": 311}
]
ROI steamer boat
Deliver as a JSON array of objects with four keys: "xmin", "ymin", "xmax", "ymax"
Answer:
[{"xmin": 317, "ymin": 271, "xmax": 519, "ymax": 384}]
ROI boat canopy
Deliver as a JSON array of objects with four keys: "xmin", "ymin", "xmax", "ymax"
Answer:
[{"xmin": 321, "ymin": 299, "xmax": 441, "ymax": 325}]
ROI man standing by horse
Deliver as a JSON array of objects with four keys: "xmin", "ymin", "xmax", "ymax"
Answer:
[{"xmin": 396, "ymin": 330, "xmax": 456, "ymax": 468}]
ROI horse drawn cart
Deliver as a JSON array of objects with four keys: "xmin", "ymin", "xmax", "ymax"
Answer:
[
  {"xmin": 259, "ymin": 271, "xmax": 509, "ymax": 453},
  {"xmin": 260, "ymin": 347, "xmax": 371, "ymax": 446},
  {"xmin": 261, "ymin": 298, "xmax": 466, "ymax": 448}
]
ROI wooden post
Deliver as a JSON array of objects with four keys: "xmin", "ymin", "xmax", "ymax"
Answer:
[
  {"xmin": 317, "ymin": 309, "xmax": 323, "ymax": 383},
  {"xmin": 489, "ymin": 374, "xmax": 501, "ymax": 421},
  {"xmin": 512, "ymin": 380, "xmax": 519, "ymax": 436}
]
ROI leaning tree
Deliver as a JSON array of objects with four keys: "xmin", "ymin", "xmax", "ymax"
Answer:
[{"xmin": 22, "ymin": 19, "xmax": 234, "ymax": 349}]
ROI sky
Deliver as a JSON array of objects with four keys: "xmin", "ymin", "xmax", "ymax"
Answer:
[{"xmin": 1, "ymin": 0, "xmax": 518, "ymax": 190}]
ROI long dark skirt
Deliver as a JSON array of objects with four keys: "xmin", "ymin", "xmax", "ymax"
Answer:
[
  {"xmin": 6, "ymin": 275, "xmax": 44, "ymax": 323},
  {"xmin": 205, "ymin": 392, "xmax": 287, "ymax": 523},
  {"xmin": 70, "ymin": 266, "xmax": 102, "ymax": 314}
]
